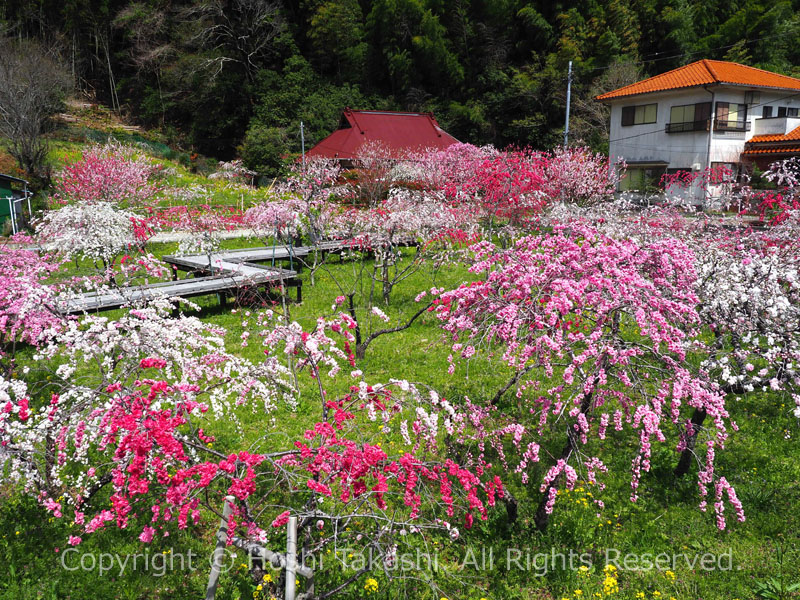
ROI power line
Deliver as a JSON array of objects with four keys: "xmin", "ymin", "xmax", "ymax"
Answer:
[{"xmin": 584, "ymin": 29, "xmax": 800, "ymax": 74}]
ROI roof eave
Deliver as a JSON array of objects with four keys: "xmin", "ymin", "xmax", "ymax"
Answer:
[
  {"xmin": 0, "ymin": 173, "xmax": 29, "ymax": 185},
  {"xmin": 595, "ymin": 82, "xmax": 717, "ymax": 102},
  {"xmin": 596, "ymin": 81, "xmax": 800, "ymax": 103}
]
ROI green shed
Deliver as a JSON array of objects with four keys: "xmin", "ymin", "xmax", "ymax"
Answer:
[{"xmin": 0, "ymin": 173, "xmax": 30, "ymax": 235}]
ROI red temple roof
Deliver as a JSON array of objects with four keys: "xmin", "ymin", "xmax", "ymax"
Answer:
[{"xmin": 306, "ymin": 109, "xmax": 459, "ymax": 160}]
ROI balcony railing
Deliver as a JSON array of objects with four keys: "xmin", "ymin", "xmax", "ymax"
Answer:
[
  {"xmin": 713, "ymin": 119, "xmax": 751, "ymax": 132},
  {"xmin": 665, "ymin": 119, "xmax": 752, "ymax": 133},
  {"xmin": 665, "ymin": 120, "xmax": 710, "ymax": 133}
]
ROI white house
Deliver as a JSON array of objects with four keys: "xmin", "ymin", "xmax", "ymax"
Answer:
[{"xmin": 596, "ymin": 59, "xmax": 800, "ymax": 205}]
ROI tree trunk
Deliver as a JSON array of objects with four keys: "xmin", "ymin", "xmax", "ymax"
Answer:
[{"xmin": 674, "ymin": 407, "xmax": 707, "ymax": 477}]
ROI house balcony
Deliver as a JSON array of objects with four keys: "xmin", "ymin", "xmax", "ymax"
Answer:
[
  {"xmin": 665, "ymin": 119, "xmax": 753, "ymax": 133},
  {"xmin": 713, "ymin": 119, "xmax": 751, "ymax": 132},
  {"xmin": 665, "ymin": 120, "xmax": 710, "ymax": 133},
  {"xmin": 752, "ymin": 116, "xmax": 800, "ymax": 137}
]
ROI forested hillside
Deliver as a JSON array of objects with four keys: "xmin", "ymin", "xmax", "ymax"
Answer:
[{"xmin": 2, "ymin": 0, "xmax": 799, "ymax": 170}]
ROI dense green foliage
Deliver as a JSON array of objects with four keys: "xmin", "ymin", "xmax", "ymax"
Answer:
[{"xmin": 3, "ymin": 0, "xmax": 800, "ymax": 168}]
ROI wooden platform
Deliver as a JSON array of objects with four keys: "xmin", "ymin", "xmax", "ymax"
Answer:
[
  {"xmin": 60, "ymin": 266, "xmax": 300, "ymax": 314},
  {"xmin": 161, "ymin": 240, "xmax": 348, "ymax": 275},
  {"xmin": 60, "ymin": 240, "xmax": 358, "ymax": 315}
]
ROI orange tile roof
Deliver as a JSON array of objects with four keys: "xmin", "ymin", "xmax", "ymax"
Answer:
[
  {"xmin": 596, "ymin": 59, "xmax": 800, "ymax": 101},
  {"xmin": 747, "ymin": 125, "xmax": 800, "ymax": 144},
  {"xmin": 742, "ymin": 145, "xmax": 800, "ymax": 156}
]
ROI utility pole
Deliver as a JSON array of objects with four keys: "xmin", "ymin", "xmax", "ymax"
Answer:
[
  {"xmin": 285, "ymin": 516, "xmax": 298, "ymax": 600},
  {"xmin": 563, "ymin": 60, "xmax": 573, "ymax": 147},
  {"xmin": 300, "ymin": 121, "xmax": 306, "ymax": 173}
]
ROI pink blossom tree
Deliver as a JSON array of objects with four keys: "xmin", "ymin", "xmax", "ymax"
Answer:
[
  {"xmin": 432, "ymin": 224, "xmax": 744, "ymax": 531},
  {"xmin": 753, "ymin": 157, "xmax": 800, "ymax": 225},
  {"xmin": 0, "ymin": 235, "xmax": 64, "ymax": 369},
  {"xmin": 539, "ymin": 146, "xmax": 621, "ymax": 206},
  {"xmin": 51, "ymin": 141, "xmax": 161, "ymax": 207}
]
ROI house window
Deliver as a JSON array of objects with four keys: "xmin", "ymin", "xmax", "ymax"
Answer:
[
  {"xmin": 776, "ymin": 107, "xmax": 797, "ymax": 117},
  {"xmin": 619, "ymin": 165, "xmax": 667, "ymax": 191},
  {"xmin": 778, "ymin": 106, "xmax": 787, "ymax": 117},
  {"xmin": 744, "ymin": 91, "xmax": 760, "ymax": 106},
  {"xmin": 762, "ymin": 106, "xmax": 773, "ymax": 118},
  {"xmin": 621, "ymin": 103, "xmax": 657, "ymax": 126},
  {"xmin": 666, "ymin": 102, "xmax": 711, "ymax": 132},
  {"xmin": 715, "ymin": 102, "xmax": 747, "ymax": 130}
]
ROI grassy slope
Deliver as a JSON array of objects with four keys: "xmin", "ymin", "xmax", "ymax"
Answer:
[{"xmin": 1, "ymin": 129, "xmax": 799, "ymax": 600}]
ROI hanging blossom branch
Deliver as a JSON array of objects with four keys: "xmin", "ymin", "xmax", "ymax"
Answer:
[
  {"xmin": 432, "ymin": 223, "xmax": 744, "ymax": 531},
  {"xmin": 541, "ymin": 196, "xmax": 800, "ymax": 472}
]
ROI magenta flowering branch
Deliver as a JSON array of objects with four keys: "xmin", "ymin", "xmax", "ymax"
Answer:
[{"xmin": 0, "ymin": 295, "xmax": 517, "ymax": 598}]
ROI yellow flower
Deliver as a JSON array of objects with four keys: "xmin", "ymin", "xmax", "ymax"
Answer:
[
  {"xmin": 664, "ymin": 570, "xmax": 676, "ymax": 582},
  {"xmin": 603, "ymin": 575, "xmax": 619, "ymax": 595},
  {"xmin": 604, "ymin": 564, "xmax": 618, "ymax": 575},
  {"xmin": 653, "ymin": 592, "xmax": 662, "ymax": 598},
  {"xmin": 256, "ymin": 585, "xmax": 263, "ymax": 591},
  {"xmin": 364, "ymin": 578, "xmax": 379, "ymax": 594},
  {"xmin": 574, "ymin": 590, "xmax": 583, "ymax": 596},
  {"xmin": 263, "ymin": 573, "xmax": 272, "ymax": 583}
]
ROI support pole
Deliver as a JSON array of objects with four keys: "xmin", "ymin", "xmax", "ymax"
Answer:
[
  {"xmin": 285, "ymin": 516, "xmax": 298, "ymax": 600},
  {"xmin": 563, "ymin": 60, "xmax": 573, "ymax": 147},
  {"xmin": 205, "ymin": 495, "xmax": 235, "ymax": 600},
  {"xmin": 300, "ymin": 122, "xmax": 306, "ymax": 174},
  {"xmin": 7, "ymin": 198, "xmax": 16, "ymax": 235}
]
